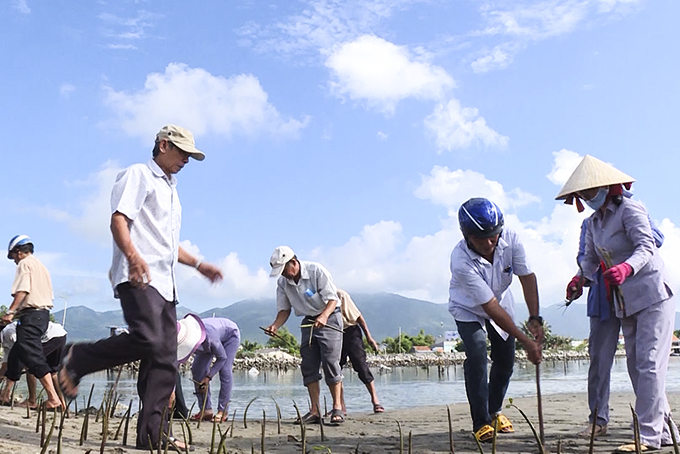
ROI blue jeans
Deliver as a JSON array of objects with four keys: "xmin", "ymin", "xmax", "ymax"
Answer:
[{"xmin": 456, "ymin": 319, "xmax": 515, "ymax": 431}]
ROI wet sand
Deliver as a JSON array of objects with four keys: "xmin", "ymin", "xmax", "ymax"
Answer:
[{"xmin": 0, "ymin": 391, "xmax": 679, "ymax": 453}]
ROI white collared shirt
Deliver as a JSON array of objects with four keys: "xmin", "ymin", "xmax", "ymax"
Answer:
[
  {"xmin": 109, "ymin": 159, "xmax": 182, "ymax": 302},
  {"xmin": 448, "ymin": 228, "xmax": 531, "ymax": 327},
  {"xmin": 276, "ymin": 261, "xmax": 340, "ymax": 317}
]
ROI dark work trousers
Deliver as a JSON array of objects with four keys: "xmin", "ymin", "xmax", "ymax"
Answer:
[
  {"xmin": 173, "ymin": 372, "xmax": 189, "ymax": 419},
  {"xmin": 456, "ymin": 319, "xmax": 515, "ymax": 432},
  {"xmin": 69, "ymin": 283, "xmax": 177, "ymax": 449},
  {"xmin": 5, "ymin": 334, "xmax": 66, "ymax": 379},
  {"xmin": 6, "ymin": 309, "xmax": 51, "ymax": 381},
  {"xmin": 339, "ymin": 325, "xmax": 374, "ymax": 385}
]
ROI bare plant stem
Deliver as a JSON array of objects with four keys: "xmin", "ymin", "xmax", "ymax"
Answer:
[{"xmin": 244, "ymin": 396, "xmax": 258, "ymax": 429}]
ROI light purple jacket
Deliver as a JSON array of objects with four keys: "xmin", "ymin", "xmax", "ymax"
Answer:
[{"xmin": 581, "ymin": 197, "xmax": 672, "ymax": 318}]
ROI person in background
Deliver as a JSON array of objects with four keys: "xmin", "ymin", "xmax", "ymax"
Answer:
[
  {"xmin": 0, "ymin": 320, "xmax": 67, "ymax": 409},
  {"xmin": 1, "ymin": 235, "xmax": 63, "ymax": 410},
  {"xmin": 336, "ymin": 289, "xmax": 384, "ymax": 414},
  {"xmin": 448, "ymin": 198, "xmax": 543, "ymax": 443},
  {"xmin": 265, "ymin": 246, "xmax": 345, "ymax": 425},
  {"xmin": 188, "ymin": 317, "xmax": 240, "ymax": 422},
  {"xmin": 558, "ymin": 155, "xmax": 676, "ymax": 452}
]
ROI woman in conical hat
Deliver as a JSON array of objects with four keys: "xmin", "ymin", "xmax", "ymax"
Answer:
[{"xmin": 557, "ymin": 155, "xmax": 676, "ymax": 452}]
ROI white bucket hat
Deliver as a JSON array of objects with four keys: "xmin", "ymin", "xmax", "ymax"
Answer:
[
  {"xmin": 177, "ymin": 314, "xmax": 206, "ymax": 363},
  {"xmin": 556, "ymin": 155, "xmax": 635, "ymax": 200},
  {"xmin": 269, "ymin": 246, "xmax": 295, "ymax": 277}
]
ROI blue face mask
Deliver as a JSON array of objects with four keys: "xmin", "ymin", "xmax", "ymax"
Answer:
[{"xmin": 584, "ymin": 187, "xmax": 609, "ymax": 210}]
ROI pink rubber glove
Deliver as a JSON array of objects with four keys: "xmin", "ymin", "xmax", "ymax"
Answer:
[
  {"xmin": 566, "ymin": 275, "xmax": 583, "ymax": 301},
  {"xmin": 603, "ymin": 263, "xmax": 632, "ymax": 286}
]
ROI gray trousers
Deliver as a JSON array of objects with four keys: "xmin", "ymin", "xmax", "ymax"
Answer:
[
  {"xmin": 587, "ymin": 314, "xmax": 621, "ymax": 426},
  {"xmin": 621, "ymin": 296, "xmax": 676, "ymax": 448}
]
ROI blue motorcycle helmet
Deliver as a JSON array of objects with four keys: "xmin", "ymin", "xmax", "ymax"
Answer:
[
  {"xmin": 7, "ymin": 234, "xmax": 32, "ymax": 259},
  {"xmin": 458, "ymin": 198, "xmax": 504, "ymax": 239}
]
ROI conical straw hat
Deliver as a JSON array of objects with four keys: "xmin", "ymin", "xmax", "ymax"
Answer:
[{"xmin": 555, "ymin": 155, "xmax": 635, "ymax": 200}]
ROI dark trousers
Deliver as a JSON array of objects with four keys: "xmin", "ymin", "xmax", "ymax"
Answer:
[
  {"xmin": 6, "ymin": 309, "xmax": 51, "ymax": 381},
  {"xmin": 6, "ymin": 334, "xmax": 66, "ymax": 380},
  {"xmin": 70, "ymin": 283, "xmax": 177, "ymax": 449},
  {"xmin": 456, "ymin": 319, "xmax": 515, "ymax": 432},
  {"xmin": 340, "ymin": 325, "xmax": 374, "ymax": 385}
]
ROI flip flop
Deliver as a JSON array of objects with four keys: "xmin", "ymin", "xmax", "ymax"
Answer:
[
  {"xmin": 373, "ymin": 403, "xmax": 385, "ymax": 413},
  {"xmin": 327, "ymin": 408, "xmax": 345, "ymax": 426},
  {"xmin": 166, "ymin": 436, "xmax": 195, "ymax": 452},
  {"xmin": 293, "ymin": 411, "xmax": 321, "ymax": 425},
  {"xmin": 57, "ymin": 345, "xmax": 79, "ymax": 400},
  {"xmin": 614, "ymin": 443, "xmax": 659, "ymax": 452},
  {"xmin": 493, "ymin": 414, "xmax": 514, "ymax": 433},
  {"xmin": 190, "ymin": 412, "xmax": 214, "ymax": 421},
  {"xmin": 474, "ymin": 424, "xmax": 495, "ymax": 443}
]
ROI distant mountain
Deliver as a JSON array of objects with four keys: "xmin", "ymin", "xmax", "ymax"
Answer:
[{"xmin": 53, "ymin": 294, "xmax": 680, "ymax": 344}]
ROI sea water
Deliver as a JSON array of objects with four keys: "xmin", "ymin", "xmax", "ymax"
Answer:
[{"xmin": 29, "ymin": 356, "xmax": 680, "ymax": 419}]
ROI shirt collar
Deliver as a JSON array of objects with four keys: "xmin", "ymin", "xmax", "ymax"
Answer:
[
  {"xmin": 464, "ymin": 234, "xmax": 509, "ymax": 264},
  {"xmin": 285, "ymin": 261, "xmax": 310, "ymax": 285},
  {"xmin": 147, "ymin": 158, "xmax": 177, "ymax": 186}
]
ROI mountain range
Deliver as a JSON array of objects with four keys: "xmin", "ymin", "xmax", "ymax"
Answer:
[{"xmin": 52, "ymin": 293, "xmax": 680, "ymax": 344}]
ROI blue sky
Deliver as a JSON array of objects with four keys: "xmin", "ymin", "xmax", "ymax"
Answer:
[{"xmin": 1, "ymin": 0, "xmax": 679, "ymax": 315}]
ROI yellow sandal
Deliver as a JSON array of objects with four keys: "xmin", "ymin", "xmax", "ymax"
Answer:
[
  {"xmin": 493, "ymin": 414, "xmax": 514, "ymax": 433},
  {"xmin": 474, "ymin": 424, "xmax": 495, "ymax": 443}
]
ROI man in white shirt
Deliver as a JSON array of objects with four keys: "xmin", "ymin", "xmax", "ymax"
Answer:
[
  {"xmin": 1, "ymin": 321, "xmax": 67, "ymax": 409},
  {"xmin": 448, "ymin": 198, "xmax": 543, "ymax": 443},
  {"xmin": 265, "ymin": 246, "xmax": 345, "ymax": 425},
  {"xmin": 58, "ymin": 125, "xmax": 223, "ymax": 451}
]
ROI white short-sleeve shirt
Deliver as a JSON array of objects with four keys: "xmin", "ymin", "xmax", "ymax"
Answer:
[
  {"xmin": 448, "ymin": 228, "xmax": 532, "ymax": 327},
  {"xmin": 109, "ymin": 159, "xmax": 182, "ymax": 302},
  {"xmin": 276, "ymin": 261, "xmax": 340, "ymax": 317}
]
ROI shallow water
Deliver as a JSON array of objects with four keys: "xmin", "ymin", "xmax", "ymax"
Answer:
[{"xmin": 15, "ymin": 356, "xmax": 680, "ymax": 419}]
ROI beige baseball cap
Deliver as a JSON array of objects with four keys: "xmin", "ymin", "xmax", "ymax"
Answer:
[
  {"xmin": 269, "ymin": 246, "xmax": 295, "ymax": 277},
  {"xmin": 156, "ymin": 124, "xmax": 205, "ymax": 161},
  {"xmin": 555, "ymin": 155, "xmax": 635, "ymax": 200}
]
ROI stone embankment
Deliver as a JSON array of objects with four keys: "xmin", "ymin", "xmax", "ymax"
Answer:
[{"xmin": 219, "ymin": 349, "xmax": 626, "ymax": 372}]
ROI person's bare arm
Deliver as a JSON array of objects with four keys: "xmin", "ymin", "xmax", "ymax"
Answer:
[
  {"xmin": 111, "ymin": 212, "xmax": 150, "ymax": 287},
  {"xmin": 481, "ymin": 297, "xmax": 541, "ymax": 365},
  {"xmin": 2, "ymin": 291, "xmax": 27, "ymax": 323},
  {"xmin": 313, "ymin": 299, "xmax": 338, "ymax": 328},
  {"xmin": 517, "ymin": 273, "xmax": 545, "ymax": 342},
  {"xmin": 357, "ymin": 315, "xmax": 380, "ymax": 352},
  {"xmin": 266, "ymin": 310, "xmax": 291, "ymax": 335},
  {"xmin": 178, "ymin": 246, "xmax": 223, "ymax": 283}
]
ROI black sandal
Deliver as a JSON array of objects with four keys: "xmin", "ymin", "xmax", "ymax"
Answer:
[
  {"xmin": 294, "ymin": 411, "xmax": 321, "ymax": 425},
  {"xmin": 327, "ymin": 408, "xmax": 345, "ymax": 426}
]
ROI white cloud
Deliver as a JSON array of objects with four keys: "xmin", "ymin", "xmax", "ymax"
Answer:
[
  {"xmin": 326, "ymin": 35, "xmax": 454, "ymax": 113},
  {"xmin": 60, "ymin": 83, "xmax": 76, "ymax": 98},
  {"xmin": 175, "ymin": 242, "xmax": 274, "ymax": 304},
  {"xmin": 28, "ymin": 161, "xmax": 122, "ymax": 247},
  {"xmin": 238, "ymin": 0, "xmax": 425, "ymax": 58},
  {"xmin": 424, "ymin": 99, "xmax": 509, "ymax": 151},
  {"xmin": 103, "ymin": 63, "xmax": 310, "ymax": 141},
  {"xmin": 12, "ymin": 0, "xmax": 30, "ymax": 14},
  {"xmin": 546, "ymin": 148, "xmax": 583, "ymax": 186},
  {"xmin": 98, "ymin": 10, "xmax": 160, "ymax": 49},
  {"xmin": 470, "ymin": 42, "xmax": 520, "ymax": 73},
  {"xmin": 470, "ymin": 0, "xmax": 646, "ymax": 73},
  {"xmin": 414, "ymin": 166, "xmax": 540, "ymax": 216},
  {"xmin": 377, "ymin": 131, "xmax": 387, "ymax": 140}
]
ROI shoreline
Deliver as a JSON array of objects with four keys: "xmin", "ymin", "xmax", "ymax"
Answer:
[
  {"xmin": 0, "ymin": 390, "xmax": 678, "ymax": 453},
  {"xmin": 227, "ymin": 349, "xmax": 624, "ymax": 372}
]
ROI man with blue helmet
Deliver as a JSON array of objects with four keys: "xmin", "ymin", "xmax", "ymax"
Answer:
[
  {"xmin": 1, "ymin": 235, "xmax": 63, "ymax": 410},
  {"xmin": 448, "ymin": 198, "xmax": 543, "ymax": 443}
]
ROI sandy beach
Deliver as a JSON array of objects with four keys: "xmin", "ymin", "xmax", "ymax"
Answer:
[{"xmin": 1, "ymin": 391, "xmax": 679, "ymax": 453}]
